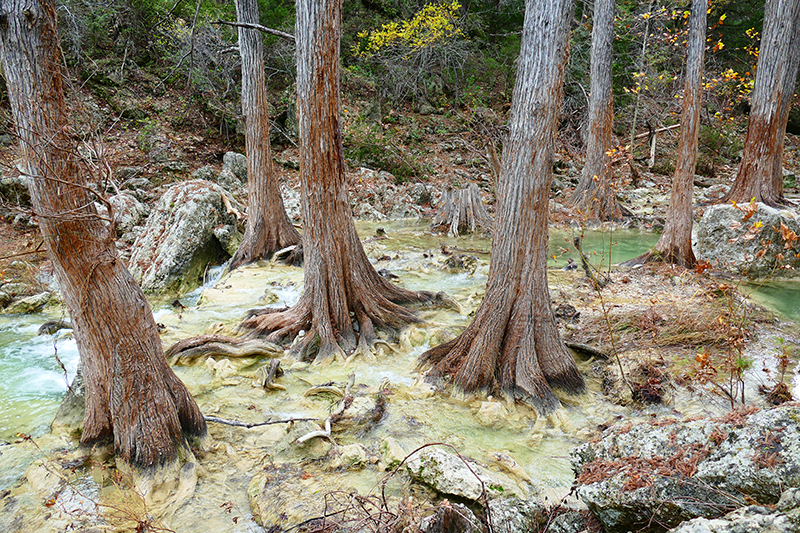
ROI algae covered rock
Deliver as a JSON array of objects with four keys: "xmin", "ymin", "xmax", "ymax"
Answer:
[
  {"xmin": 572, "ymin": 406, "xmax": 800, "ymax": 532},
  {"xmin": 406, "ymin": 447, "xmax": 527, "ymax": 502}
]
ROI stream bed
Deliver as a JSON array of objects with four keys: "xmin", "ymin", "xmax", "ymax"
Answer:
[{"xmin": 0, "ymin": 221, "xmax": 797, "ymax": 532}]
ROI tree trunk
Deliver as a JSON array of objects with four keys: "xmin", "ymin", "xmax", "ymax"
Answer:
[
  {"xmin": 239, "ymin": 0, "xmax": 434, "ymax": 363},
  {"xmin": 419, "ymin": 0, "xmax": 584, "ymax": 414},
  {"xmin": 228, "ymin": 0, "xmax": 300, "ymax": 270},
  {"xmin": 0, "ymin": 0, "xmax": 206, "ymax": 469},
  {"xmin": 570, "ymin": 0, "xmax": 622, "ymax": 221},
  {"xmin": 430, "ymin": 183, "xmax": 494, "ymax": 237},
  {"xmin": 624, "ymin": 0, "xmax": 706, "ymax": 267},
  {"xmin": 722, "ymin": 0, "xmax": 800, "ymax": 206}
]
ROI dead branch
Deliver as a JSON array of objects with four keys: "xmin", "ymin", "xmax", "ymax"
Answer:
[
  {"xmin": 213, "ymin": 19, "xmax": 295, "ymax": 42},
  {"xmin": 204, "ymin": 415, "xmax": 317, "ymax": 428}
]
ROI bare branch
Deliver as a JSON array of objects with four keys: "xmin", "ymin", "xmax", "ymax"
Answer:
[{"xmin": 213, "ymin": 19, "xmax": 295, "ymax": 42}]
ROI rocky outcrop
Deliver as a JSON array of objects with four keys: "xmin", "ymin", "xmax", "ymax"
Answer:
[
  {"xmin": 572, "ymin": 406, "xmax": 800, "ymax": 532},
  {"xmin": 695, "ymin": 203, "xmax": 800, "ymax": 278},
  {"xmin": 128, "ymin": 180, "xmax": 243, "ymax": 293},
  {"xmin": 668, "ymin": 488, "xmax": 800, "ymax": 533}
]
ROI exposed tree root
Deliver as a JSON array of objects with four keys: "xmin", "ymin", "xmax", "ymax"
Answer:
[
  {"xmin": 239, "ymin": 285, "xmax": 446, "ymax": 364},
  {"xmin": 164, "ymin": 334, "xmax": 283, "ymax": 365}
]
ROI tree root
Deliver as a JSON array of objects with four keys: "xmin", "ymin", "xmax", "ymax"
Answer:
[
  {"xmin": 295, "ymin": 373, "xmax": 355, "ymax": 444},
  {"xmin": 165, "ymin": 334, "xmax": 283, "ymax": 365}
]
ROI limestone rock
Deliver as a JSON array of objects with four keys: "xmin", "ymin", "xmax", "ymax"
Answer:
[
  {"xmin": 191, "ymin": 166, "xmax": 216, "ymax": 182},
  {"xmin": 572, "ymin": 406, "xmax": 800, "ymax": 532},
  {"xmin": 487, "ymin": 497, "xmax": 547, "ymax": 533},
  {"xmin": 380, "ymin": 437, "xmax": 408, "ymax": 470},
  {"xmin": 0, "ymin": 174, "xmax": 30, "ymax": 205},
  {"xmin": 407, "ymin": 448, "xmax": 526, "ymax": 502},
  {"xmin": 476, "ymin": 401, "xmax": 509, "ymax": 427},
  {"xmin": 222, "ymin": 151, "xmax": 247, "ymax": 182},
  {"xmin": 695, "ymin": 203, "xmax": 800, "ymax": 278},
  {"xmin": 95, "ymin": 192, "xmax": 150, "ymax": 236},
  {"xmin": 3, "ymin": 292, "xmax": 51, "ymax": 314},
  {"xmin": 216, "ymin": 168, "xmax": 242, "ymax": 191},
  {"xmin": 248, "ymin": 464, "xmax": 348, "ymax": 531},
  {"xmin": 128, "ymin": 180, "xmax": 244, "ymax": 293},
  {"xmin": 337, "ymin": 443, "xmax": 368, "ymax": 470},
  {"xmin": 668, "ymin": 488, "xmax": 800, "ymax": 533}
]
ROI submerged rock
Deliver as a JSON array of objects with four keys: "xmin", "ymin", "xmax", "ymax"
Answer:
[
  {"xmin": 695, "ymin": 203, "xmax": 800, "ymax": 278},
  {"xmin": 128, "ymin": 180, "xmax": 243, "ymax": 293},
  {"xmin": 406, "ymin": 448, "xmax": 528, "ymax": 502},
  {"xmin": 572, "ymin": 406, "xmax": 800, "ymax": 532},
  {"xmin": 248, "ymin": 463, "xmax": 350, "ymax": 531}
]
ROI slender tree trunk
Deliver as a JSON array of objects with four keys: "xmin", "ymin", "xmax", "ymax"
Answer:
[
  {"xmin": 722, "ymin": 0, "xmax": 800, "ymax": 206},
  {"xmin": 0, "ymin": 0, "xmax": 206, "ymax": 469},
  {"xmin": 419, "ymin": 0, "xmax": 584, "ymax": 414},
  {"xmin": 624, "ymin": 0, "xmax": 705, "ymax": 267},
  {"xmin": 240, "ymin": 0, "xmax": 434, "ymax": 363},
  {"xmin": 570, "ymin": 0, "xmax": 623, "ymax": 221},
  {"xmin": 228, "ymin": 0, "xmax": 300, "ymax": 270}
]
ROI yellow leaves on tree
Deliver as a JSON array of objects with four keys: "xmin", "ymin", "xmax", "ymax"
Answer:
[{"xmin": 355, "ymin": 2, "xmax": 464, "ymax": 59}]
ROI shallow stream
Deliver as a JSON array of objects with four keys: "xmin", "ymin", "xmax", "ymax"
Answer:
[{"xmin": 0, "ymin": 221, "xmax": 797, "ymax": 532}]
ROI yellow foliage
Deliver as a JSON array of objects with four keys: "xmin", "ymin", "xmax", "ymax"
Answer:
[{"xmin": 355, "ymin": 2, "xmax": 464, "ymax": 58}]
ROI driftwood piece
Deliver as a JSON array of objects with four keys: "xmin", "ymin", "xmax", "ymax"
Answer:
[
  {"xmin": 430, "ymin": 183, "xmax": 494, "ymax": 237},
  {"xmin": 165, "ymin": 334, "xmax": 283, "ymax": 365}
]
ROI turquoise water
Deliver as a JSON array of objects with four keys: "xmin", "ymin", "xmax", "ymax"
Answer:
[{"xmin": 0, "ymin": 314, "xmax": 79, "ymax": 441}]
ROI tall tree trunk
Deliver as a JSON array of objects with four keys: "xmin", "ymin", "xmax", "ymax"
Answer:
[
  {"xmin": 570, "ymin": 0, "xmax": 623, "ymax": 221},
  {"xmin": 419, "ymin": 0, "xmax": 584, "ymax": 414},
  {"xmin": 240, "ymin": 0, "xmax": 434, "ymax": 363},
  {"xmin": 624, "ymin": 0, "xmax": 706, "ymax": 267},
  {"xmin": 722, "ymin": 0, "xmax": 800, "ymax": 206},
  {"xmin": 228, "ymin": 0, "xmax": 300, "ymax": 270},
  {"xmin": 0, "ymin": 0, "xmax": 206, "ymax": 469}
]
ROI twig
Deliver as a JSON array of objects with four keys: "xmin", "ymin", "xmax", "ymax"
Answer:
[{"xmin": 185, "ymin": 0, "xmax": 203, "ymax": 87}]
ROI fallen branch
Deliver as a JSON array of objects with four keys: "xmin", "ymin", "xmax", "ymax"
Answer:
[
  {"xmin": 204, "ymin": 415, "xmax": 317, "ymax": 428},
  {"xmin": 296, "ymin": 373, "xmax": 355, "ymax": 444}
]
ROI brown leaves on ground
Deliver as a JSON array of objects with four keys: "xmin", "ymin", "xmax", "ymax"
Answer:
[{"xmin": 577, "ymin": 440, "xmax": 712, "ymax": 492}]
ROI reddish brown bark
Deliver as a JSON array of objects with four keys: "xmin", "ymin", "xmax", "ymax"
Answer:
[
  {"xmin": 228, "ymin": 0, "xmax": 299, "ymax": 270},
  {"xmin": 418, "ymin": 0, "xmax": 584, "ymax": 414},
  {"xmin": 239, "ymin": 0, "xmax": 433, "ymax": 362},
  {"xmin": 570, "ymin": 0, "xmax": 624, "ymax": 221},
  {"xmin": 722, "ymin": 0, "xmax": 800, "ymax": 206},
  {"xmin": 0, "ymin": 0, "xmax": 206, "ymax": 468},
  {"xmin": 625, "ymin": 0, "xmax": 706, "ymax": 268}
]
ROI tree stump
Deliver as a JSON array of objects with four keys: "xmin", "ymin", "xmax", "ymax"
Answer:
[{"xmin": 430, "ymin": 183, "xmax": 493, "ymax": 237}]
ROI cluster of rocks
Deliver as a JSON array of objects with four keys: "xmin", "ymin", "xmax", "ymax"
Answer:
[
  {"xmin": 0, "ymin": 151, "xmax": 444, "ymax": 298},
  {"xmin": 0, "ymin": 274, "xmax": 53, "ymax": 315}
]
